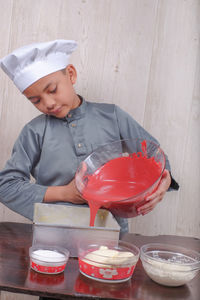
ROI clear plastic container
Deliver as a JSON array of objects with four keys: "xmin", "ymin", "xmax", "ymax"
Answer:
[
  {"xmin": 140, "ymin": 243, "xmax": 200, "ymax": 287},
  {"xmin": 29, "ymin": 245, "xmax": 69, "ymax": 274},
  {"xmin": 78, "ymin": 240, "xmax": 140, "ymax": 283},
  {"xmin": 75, "ymin": 139, "xmax": 165, "ymax": 218}
]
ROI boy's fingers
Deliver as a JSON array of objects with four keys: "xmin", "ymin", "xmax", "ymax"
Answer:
[
  {"xmin": 146, "ymin": 189, "xmax": 165, "ymax": 202},
  {"xmin": 79, "ymin": 161, "xmax": 87, "ymax": 176},
  {"xmin": 146, "ymin": 169, "xmax": 171, "ymax": 201},
  {"xmin": 137, "ymin": 196, "xmax": 162, "ymax": 214},
  {"xmin": 75, "ymin": 162, "xmax": 88, "ymax": 191},
  {"xmin": 137, "ymin": 170, "xmax": 171, "ymax": 216}
]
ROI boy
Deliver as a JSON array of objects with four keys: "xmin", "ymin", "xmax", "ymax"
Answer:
[{"xmin": 0, "ymin": 39, "xmax": 179, "ymax": 234}]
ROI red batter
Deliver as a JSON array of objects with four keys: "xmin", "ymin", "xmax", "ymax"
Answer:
[{"xmin": 82, "ymin": 141, "xmax": 163, "ymax": 226}]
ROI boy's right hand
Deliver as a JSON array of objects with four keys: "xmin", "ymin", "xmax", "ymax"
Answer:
[
  {"xmin": 43, "ymin": 178, "xmax": 87, "ymax": 204},
  {"xmin": 65, "ymin": 179, "xmax": 87, "ymax": 204}
]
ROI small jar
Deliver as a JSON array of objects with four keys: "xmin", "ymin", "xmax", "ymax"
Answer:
[{"xmin": 29, "ymin": 246, "xmax": 69, "ymax": 274}]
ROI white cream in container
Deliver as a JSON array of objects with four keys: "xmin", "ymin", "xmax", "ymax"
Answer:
[
  {"xmin": 78, "ymin": 241, "xmax": 140, "ymax": 283},
  {"xmin": 29, "ymin": 246, "xmax": 69, "ymax": 274}
]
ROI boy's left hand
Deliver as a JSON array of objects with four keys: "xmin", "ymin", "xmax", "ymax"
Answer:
[{"xmin": 136, "ymin": 169, "xmax": 171, "ymax": 216}]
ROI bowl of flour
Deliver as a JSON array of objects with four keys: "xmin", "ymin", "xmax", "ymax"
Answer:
[
  {"xmin": 29, "ymin": 246, "xmax": 69, "ymax": 274},
  {"xmin": 140, "ymin": 243, "xmax": 200, "ymax": 287}
]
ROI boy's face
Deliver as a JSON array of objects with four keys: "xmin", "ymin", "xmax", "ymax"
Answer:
[{"xmin": 23, "ymin": 65, "xmax": 80, "ymax": 118}]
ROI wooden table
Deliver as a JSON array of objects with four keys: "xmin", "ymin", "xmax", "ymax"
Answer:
[{"xmin": 0, "ymin": 222, "xmax": 199, "ymax": 300}]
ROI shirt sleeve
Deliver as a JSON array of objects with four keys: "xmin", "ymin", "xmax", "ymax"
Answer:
[
  {"xmin": 0, "ymin": 122, "xmax": 48, "ymax": 220},
  {"xmin": 114, "ymin": 105, "xmax": 179, "ymax": 191}
]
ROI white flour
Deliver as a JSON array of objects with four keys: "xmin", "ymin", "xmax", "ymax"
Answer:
[
  {"xmin": 32, "ymin": 249, "xmax": 66, "ymax": 262},
  {"xmin": 143, "ymin": 258, "xmax": 198, "ymax": 286}
]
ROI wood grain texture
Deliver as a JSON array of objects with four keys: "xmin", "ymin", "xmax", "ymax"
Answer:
[
  {"xmin": 0, "ymin": 0, "xmax": 199, "ymax": 245},
  {"xmin": 0, "ymin": 0, "xmax": 13, "ymax": 138},
  {"xmin": 130, "ymin": 0, "xmax": 200, "ymax": 238},
  {"xmin": 0, "ymin": 292, "xmax": 38, "ymax": 300},
  {"xmin": 176, "ymin": 15, "xmax": 200, "ymax": 237}
]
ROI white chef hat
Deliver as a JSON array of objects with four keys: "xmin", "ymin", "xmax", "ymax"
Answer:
[{"xmin": 0, "ymin": 39, "xmax": 77, "ymax": 92}]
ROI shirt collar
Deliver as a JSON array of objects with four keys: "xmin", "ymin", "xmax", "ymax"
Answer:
[{"xmin": 63, "ymin": 95, "xmax": 87, "ymax": 121}]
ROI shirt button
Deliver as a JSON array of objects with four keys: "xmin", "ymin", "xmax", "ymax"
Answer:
[
  {"xmin": 78, "ymin": 143, "xmax": 82, "ymax": 148},
  {"xmin": 68, "ymin": 113, "xmax": 72, "ymax": 118},
  {"xmin": 71, "ymin": 123, "xmax": 76, "ymax": 127}
]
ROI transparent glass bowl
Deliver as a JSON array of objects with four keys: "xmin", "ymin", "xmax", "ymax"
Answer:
[
  {"xmin": 29, "ymin": 245, "xmax": 70, "ymax": 274},
  {"xmin": 76, "ymin": 139, "xmax": 165, "ymax": 218},
  {"xmin": 140, "ymin": 243, "xmax": 200, "ymax": 287},
  {"xmin": 78, "ymin": 240, "xmax": 140, "ymax": 283}
]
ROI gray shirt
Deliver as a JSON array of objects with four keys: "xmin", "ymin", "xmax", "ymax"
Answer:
[{"xmin": 0, "ymin": 97, "xmax": 174, "ymax": 232}]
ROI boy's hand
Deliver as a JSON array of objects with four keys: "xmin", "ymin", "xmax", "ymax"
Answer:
[
  {"xmin": 65, "ymin": 178, "xmax": 87, "ymax": 204},
  {"xmin": 44, "ymin": 178, "xmax": 87, "ymax": 204},
  {"xmin": 136, "ymin": 169, "xmax": 171, "ymax": 216}
]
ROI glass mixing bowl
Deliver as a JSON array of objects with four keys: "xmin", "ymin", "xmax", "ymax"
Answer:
[
  {"xmin": 75, "ymin": 139, "xmax": 165, "ymax": 218},
  {"xmin": 140, "ymin": 243, "xmax": 200, "ymax": 287}
]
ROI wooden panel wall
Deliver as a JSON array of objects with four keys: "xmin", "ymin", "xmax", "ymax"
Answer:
[{"xmin": 0, "ymin": 0, "xmax": 199, "ymax": 299}]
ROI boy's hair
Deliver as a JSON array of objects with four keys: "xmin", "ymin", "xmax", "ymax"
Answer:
[{"xmin": 61, "ymin": 68, "xmax": 66, "ymax": 75}]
